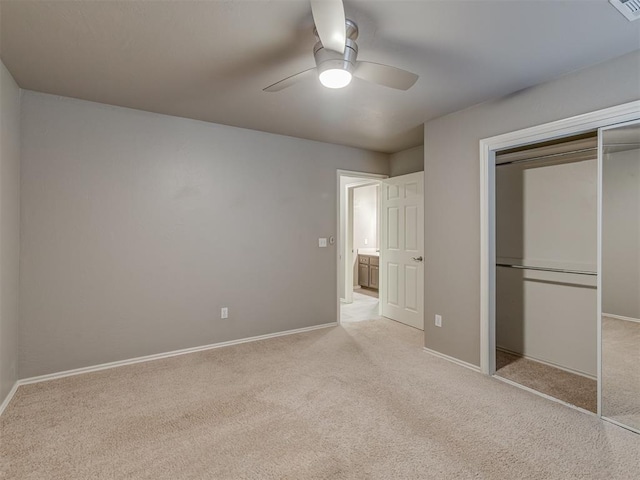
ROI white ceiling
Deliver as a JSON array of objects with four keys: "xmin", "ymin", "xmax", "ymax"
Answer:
[{"xmin": 1, "ymin": 0, "xmax": 639, "ymax": 153}]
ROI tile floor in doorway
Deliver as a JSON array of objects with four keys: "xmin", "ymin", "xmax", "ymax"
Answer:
[{"xmin": 341, "ymin": 290, "xmax": 380, "ymax": 323}]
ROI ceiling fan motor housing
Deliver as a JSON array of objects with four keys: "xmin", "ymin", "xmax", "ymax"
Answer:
[
  {"xmin": 313, "ymin": 19, "xmax": 359, "ymax": 77},
  {"xmin": 314, "ymin": 38, "xmax": 358, "ymax": 76}
]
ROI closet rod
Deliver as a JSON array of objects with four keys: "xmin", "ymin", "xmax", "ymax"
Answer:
[
  {"xmin": 497, "ymin": 263, "xmax": 597, "ymax": 276},
  {"xmin": 496, "ymin": 147, "xmax": 596, "ymax": 166}
]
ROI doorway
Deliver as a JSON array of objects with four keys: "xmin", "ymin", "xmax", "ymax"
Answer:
[
  {"xmin": 337, "ymin": 170, "xmax": 425, "ymax": 330},
  {"xmin": 337, "ymin": 171, "xmax": 385, "ymax": 324}
]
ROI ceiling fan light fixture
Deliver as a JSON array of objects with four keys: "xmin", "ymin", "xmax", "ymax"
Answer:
[
  {"xmin": 319, "ymin": 68, "xmax": 352, "ymax": 88},
  {"xmin": 314, "ymin": 36, "xmax": 357, "ymax": 89}
]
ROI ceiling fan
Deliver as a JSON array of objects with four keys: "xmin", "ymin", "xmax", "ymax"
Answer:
[{"xmin": 263, "ymin": 0, "xmax": 419, "ymax": 92}]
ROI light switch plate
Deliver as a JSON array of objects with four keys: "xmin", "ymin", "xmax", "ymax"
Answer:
[{"xmin": 319, "ymin": 238, "xmax": 327, "ymax": 247}]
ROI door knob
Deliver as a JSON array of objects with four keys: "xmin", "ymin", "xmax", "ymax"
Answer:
[{"xmin": 412, "ymin": 256, "xmax": 423, "ymax": 262}]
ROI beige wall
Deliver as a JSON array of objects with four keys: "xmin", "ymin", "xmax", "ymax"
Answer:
[
  {"xmin": 496, "ymin": 160, "xmax": 597, "ymax": 269},
  {"xmin": 390, "ymin": 145, "xmax": 423, "ymax": 177},
  {"xmin": 603, "ymin": 147, "xmax": 640, "ymax": 320},
  {"xmin": 0, "ymin": 61, "xmax": 21, "ymax": 403},
  {"xmin": 19, "ymin": 91, "xmax": 388, "ymax": 378},
  {"xmin": 424, "ymin": 51, "xmax": 640, "ymax": 367},
  {"xmin": 496, "ymin": 159, "xmax": 598, "ymax": 376},
  {"xmin": 353, "ymin": 184, "xmax": 378, "ymax": 250}
]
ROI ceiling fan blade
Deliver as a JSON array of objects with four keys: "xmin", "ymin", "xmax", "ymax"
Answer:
[
  {"xmin": 263, "ymin": 67, "xmax": 317, "ymax": 92},
  {"xmin": 354, "ymin": 62, "xmax": 419, "ymax": 90},
  {"xmin": 310, "ymin": 0, "xmax": 346, "ymax": 53}
]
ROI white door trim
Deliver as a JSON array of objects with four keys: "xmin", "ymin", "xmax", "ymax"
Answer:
[
  {"xmin": 479, "ymin": 100, "xmax": 640, "ymax": 377},
  {"xmin": 336, "ymin": 170, "xmax": 387, "ymax": 325}
]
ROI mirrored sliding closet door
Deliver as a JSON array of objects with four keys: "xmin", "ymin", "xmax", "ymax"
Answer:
[{"xmin": 600, "ymin": 120, "xmax": 640, "ymax": 433}]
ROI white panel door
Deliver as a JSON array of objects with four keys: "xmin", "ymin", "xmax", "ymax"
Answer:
[{"xmin": 381, "ymin": 172, "xmax": 424, "ymax": 329}]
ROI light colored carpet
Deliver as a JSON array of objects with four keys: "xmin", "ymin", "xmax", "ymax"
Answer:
[
  {"xmin": 495, "ymin": 350, "xmax": 597, "ymax": 413},
  {"xmin": 2, "ymin": 318, "xmax": 639, "ymax": 479},
  {"xmin": 602, "ymin": 316, "xmax": 640, "ymax": 430}
]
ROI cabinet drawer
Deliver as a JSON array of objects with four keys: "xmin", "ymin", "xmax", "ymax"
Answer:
[
  {"xmin": 369, "ymin": 256, "xmax": 379, "ymax": 266},
  {"xmin": 358, "ymin": 255, "xmax": 369, "ymax": 265}
]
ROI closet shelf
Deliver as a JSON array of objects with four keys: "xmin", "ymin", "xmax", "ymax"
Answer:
[
  {"xmin": 496, "ymin": 263, "xmax": 597, "ymax": 276},
  {"xmin": 496, "ymin": 147, "xmax": 597, "ymax": 167}
]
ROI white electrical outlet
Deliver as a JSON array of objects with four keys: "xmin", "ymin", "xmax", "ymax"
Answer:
[
  {"xmin": 319, "ymin": 238, "xmax": 327, "ymax": 247},
  {"xmin": 435, "ymin": 314, "xmax": 442, "ymax": 327},
  {"xmin": 221, "ymin": 307, "xmax": 229, "ymax": 319}
]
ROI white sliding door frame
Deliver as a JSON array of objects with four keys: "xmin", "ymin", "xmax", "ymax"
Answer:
[
  {"xmin": 479, "ymin": 100, "xmax": 640, "ymax": 394},
  {"xmin": 598, "ymin": 118, "xmax": 640, "ymax": 433}
]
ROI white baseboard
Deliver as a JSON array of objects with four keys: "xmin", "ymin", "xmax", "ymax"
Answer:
[
  {"xmin": 603, "ymin": 313, "xmax": 640, "ymax": 324},
  {"xmin": 2, "ymin": 322, "xmax": 337, "ymax": 411},
  {"xmin": 496, "ymin": 346, "xmax": 596, "ymax": 380},
  {"xmin": 0, "ymin": 381, "xmax": 19, "ymax": 417},
  {"xmin": 423, "ymin": 347, "xmax": 481, "ymax": 373}
]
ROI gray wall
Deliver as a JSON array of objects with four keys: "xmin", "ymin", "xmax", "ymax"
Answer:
[
  {"xmin": 496, "ymin": 159, "xmax": 598, "ymax": 376},
  {"xmin": 603, "ymin": 148, "xmax": 640, "ymax": 319},
  {"xmin": 390, "ymin": 145, "xmax": 423, "ymax": 177},
  {"xmin": 424, "ymin": 50, "xmax": 640, "ymax": 367},
  {"xmin": 0, "ymin": 61, "xmax": 21, "ymax": 403},
  {"xmin": 19, "ymin": 91, "xmax": 388, "ymax": 378}
]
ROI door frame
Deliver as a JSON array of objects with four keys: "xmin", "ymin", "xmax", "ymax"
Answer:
[
  {"xmin": 337, "ymin": 170, "xmax": 388, "ymax": 325},
  {"xmin": 479, "ymin": 101, "xmax": 640, "ymax": 414}
]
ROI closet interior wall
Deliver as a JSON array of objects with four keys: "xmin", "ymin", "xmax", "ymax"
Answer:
[{"xmin": 495, "ymin": 135, "xmax": 598, "ymax": 378}]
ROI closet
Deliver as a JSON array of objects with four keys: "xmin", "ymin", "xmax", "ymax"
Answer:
[
  {"xmin": 482, "ymin": 104, "xmax": 640, "ymax": 434},
  {"xmin": 494, "ymin": 133, "xmax": 599, "ymax": 412}
]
